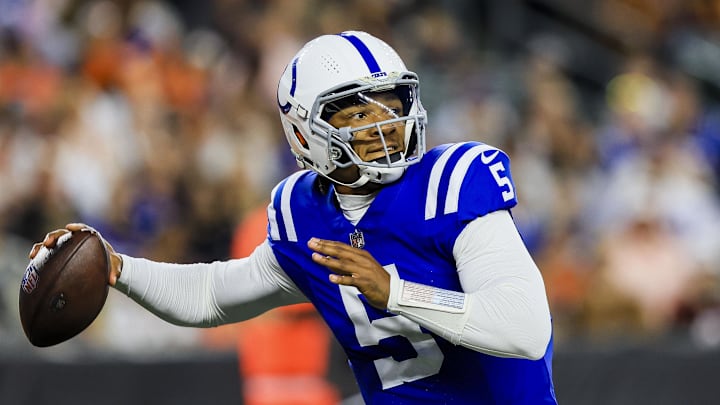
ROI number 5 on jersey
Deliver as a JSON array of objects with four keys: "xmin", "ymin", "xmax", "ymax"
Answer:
[
  {"xmin": 339, "ymin": 264, "xmax": 444, "ymax": 390},
  {"xmin": 481, "ymin": 149, "xmax": 515, "ymax": 202}
]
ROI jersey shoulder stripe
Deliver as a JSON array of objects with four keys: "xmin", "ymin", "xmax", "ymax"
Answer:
[
  {"xmin": 268, "ymin": 170, "xmax": 310, "ymax": 242},
  {"xmin": 423, "ymin": 141, "xmax": 517, "ymax": 221},
  {"xmin": 444, "ymin": 143, "xmax": 500, "ymax": 215},
  {"xmin": 424, "ymin": 143, "xmax": 465, "ymax": 220},
  {"xmin": 267, "ymin": 182, "xmax": 281, "ymax": 240}
]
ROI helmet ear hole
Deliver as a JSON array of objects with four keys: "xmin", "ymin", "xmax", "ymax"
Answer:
[{"xmin": 293, "ymin": 125, "xmax": 309, "ymax": 149}]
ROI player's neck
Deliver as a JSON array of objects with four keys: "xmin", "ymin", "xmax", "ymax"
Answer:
[{"xmin": 334, "ymin": 190, "xmax": 378, "ymax": 225}]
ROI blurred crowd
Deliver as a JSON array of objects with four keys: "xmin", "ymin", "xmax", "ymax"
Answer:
[{"xmin": 1, "ymin": 0, "xmax": 720, "ymax": 359}]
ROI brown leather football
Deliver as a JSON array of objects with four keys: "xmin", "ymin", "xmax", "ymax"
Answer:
[{"xmin": 19, "ymin": 229, "xmax": 110, "ymax": 347}]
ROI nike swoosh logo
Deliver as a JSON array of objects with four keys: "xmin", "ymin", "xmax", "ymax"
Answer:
[{"xmin": 480, "ymin": 149, "xmax": 499, "ymax": 164}]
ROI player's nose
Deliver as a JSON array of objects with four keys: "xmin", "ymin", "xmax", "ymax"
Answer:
[{"xmin": 370, "ymin": 118, "xmax": 400, "ymax": 138}]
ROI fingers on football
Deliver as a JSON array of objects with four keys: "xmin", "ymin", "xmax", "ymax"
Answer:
[
  {"xmin": 28, "ymin": 243, "xmax": 44, "ymax": 259},
  {"xmin": 29, "ymin": 229, "xmax": 69, "ymax": 258},
  {"xmin": 29, "ymin": 224, "xmax": 96, "ymax": 259},
  {"xmin": 67, "ymin": 223, "xmax": 93, "ymax": 233}
]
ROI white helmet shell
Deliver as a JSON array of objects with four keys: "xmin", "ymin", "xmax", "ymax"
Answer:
[{"xmin": 277, "ymin": 31, "xmax": 427, "ymax": 188}]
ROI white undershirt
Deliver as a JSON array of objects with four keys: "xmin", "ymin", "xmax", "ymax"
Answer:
[
  {"xmin": 115, "ymin": 205, "xmax": 551, "ymax": 360},
  {"xmin": 334, "ymin": 190, "xmax": 376, "ymax": 225}
]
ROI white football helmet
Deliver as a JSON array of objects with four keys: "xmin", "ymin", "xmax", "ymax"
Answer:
[{"xmin": 277, "ymin": 31, "xmax": 427, "ymax": 188}]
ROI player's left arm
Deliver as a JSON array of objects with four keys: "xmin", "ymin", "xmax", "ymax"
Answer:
[
  {"xmin": 382, "ymin": 142, "xmax": 551, "ymax": 360},
  {"xmin": 309, "ymin": 210, "xmax": 552, "ymax": 361},
  {"xmin": 388, "ymin": 210, "xmax": 552, "ymax": 360}
]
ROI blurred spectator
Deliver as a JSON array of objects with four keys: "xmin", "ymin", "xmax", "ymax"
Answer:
[
  {"xmin": 3, "ymin": 0, "xmax": 720, "ymax": 358},
  {"xmin": 591, "ymin": 214, "xmax": 703, "ymax": 336}
]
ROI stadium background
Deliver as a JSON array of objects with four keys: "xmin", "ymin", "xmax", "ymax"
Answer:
[{"xmin": 1, "ymin": 0, "xmax": 720, "ymax": 403}]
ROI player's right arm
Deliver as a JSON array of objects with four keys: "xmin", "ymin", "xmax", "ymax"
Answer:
[
  {"xmin": 113, "ymin": 240, "xmax": 306, "ymax": 327},
  {"xmin": 30, "ymin": 223, "xmax": 306, "ymax": 328}
]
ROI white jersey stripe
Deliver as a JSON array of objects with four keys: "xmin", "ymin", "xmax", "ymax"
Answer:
[
  {"xmin": 425, "ymin": 143, "xmax": 465, "ymax": 220},
  {"xmin": 280, "ymin": 171, "xmax": 306, "ymax": 242},
  {"xmin": 267, "ymin": 183, "xmax": 281, "ymax": 240},
  {"xmin": 444, "ymin": 144, "xmax": 495, "ymax": 215}
]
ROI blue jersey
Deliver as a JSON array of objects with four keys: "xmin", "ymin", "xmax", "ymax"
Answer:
[{"xmin": 267, "ymin": 142, "xmax": 557, "ymax": 404}]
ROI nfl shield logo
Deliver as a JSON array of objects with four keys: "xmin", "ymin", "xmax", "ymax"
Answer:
[
  {"xmin": 21, "ymin": 264, "xmax": 40, "ymax": 294},
  {"xmin": 349, "ymin": 230, "xmax": 365, "ymax": 249}
]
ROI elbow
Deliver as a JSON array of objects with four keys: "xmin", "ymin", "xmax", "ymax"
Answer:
[
  {"xmin": 460, "ymin": 285, "xmax": 553, "ymax": 360},
  {"xmin": 485, "ymin": 303, "xmax": 552, "ymax": 360},
  {"xmin": 514, "ymin": 314, "xmax": 552, "ymax": 360},
  {"xmin": 521, "ymin": 329, "xmax": 551, "ymax": 360},
  {"xmin": 461, "ymin": 311, "xmax": 552, "ymax": 360},
  {"xmin": 503, "ymin": 283, "xmax": 553, "ymax": 360}
]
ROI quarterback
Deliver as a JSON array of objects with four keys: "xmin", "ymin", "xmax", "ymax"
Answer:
[{"xmin": 33, "ymin": 31, "xmax": 557, "ymax": 404}]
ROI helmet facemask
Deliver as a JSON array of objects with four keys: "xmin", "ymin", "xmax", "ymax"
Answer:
[{"xmin": 310, "ymin": 74, "xmax": 427, "ymax": 187}]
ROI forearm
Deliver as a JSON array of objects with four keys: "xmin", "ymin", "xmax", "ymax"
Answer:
[
  {"xmin": 114, "ymin": 256, "xmax": 226, "ymax": 327},
  {"xmin": 113, "ymin": 241, "xmax": 304, "ymax": 327},
  {"xmin": 387, "ymin": 275, "xmax": 550, "ymax": 359},
  {"xmin": 386, "ymin": 211, "xmax": 551, "ymax": 360}
]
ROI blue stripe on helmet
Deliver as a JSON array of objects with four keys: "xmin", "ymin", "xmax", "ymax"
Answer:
[
  {"xmin": 278, "ymin": 57, "xmax": 298, "ymax": 114},
  {"xmin": 339, "ymin": 33, "xmax": 381, "ymax": 74}
]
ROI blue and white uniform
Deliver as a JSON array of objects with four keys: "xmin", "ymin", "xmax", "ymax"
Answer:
[
  {"xmin": 266, "ymin": 141, "xmax": 556, "ymax": 404},
  {"xmin": 116, "ymin": 141, "xmax": 557, "ymax": 404}
]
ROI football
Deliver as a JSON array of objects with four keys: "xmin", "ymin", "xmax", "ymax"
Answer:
[{"xmin": 19, "ymin": 229, "xmax": 110, "ymax": 347}]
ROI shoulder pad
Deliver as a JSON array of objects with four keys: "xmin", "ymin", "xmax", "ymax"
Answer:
[
  {"xmin": 267, "ymin": 170, "xmax": 314, "ymax": 242},
  {"xmin": 423, "ymin": 142, "xmax": 517, "ymax": 222}
]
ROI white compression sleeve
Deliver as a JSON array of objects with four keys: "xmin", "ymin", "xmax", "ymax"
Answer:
[
  {"xmin": 386, "ymin": 210, "xmax": 552, "ymax": 360},
  {"xmin": 113, "ymin": 240, "xmax": 305, "ymax": 327}
]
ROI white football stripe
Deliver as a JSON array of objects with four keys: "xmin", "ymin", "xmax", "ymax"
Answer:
[
  {"xmin": 280, "ymin": 171, "xmax": 306, "ymax": 242},
  {"xmin": 425, "ymin": 143, "xmax": 465, "ymax": 220},
  {"xmin": 444, "ymin": 144, "xmax": 495, "ymax": 215},
  {"xmin": 267, "ymin": 183, "xmax": 281, "ymax": 240}
]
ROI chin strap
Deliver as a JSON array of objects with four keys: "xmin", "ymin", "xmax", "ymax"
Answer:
[
  {"xmin": 319, "ymin": 165, "xmax": 406, "ymax": 189},
  {"xmin": 318, "ymin": 170, "xmax": 371, "ymax": 189},
  {"xmin": 359, "ymin": 166, "xmax": 406, "ymax": 185}
]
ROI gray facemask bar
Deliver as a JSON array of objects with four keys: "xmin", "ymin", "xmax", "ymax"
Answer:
[
  {"xmin": 330, "ymin": 117, "xmax": 416, "ymax": 169},
  {"xmin": 309, "ymin": 75, "xmax": 426, "ymax": 170}
]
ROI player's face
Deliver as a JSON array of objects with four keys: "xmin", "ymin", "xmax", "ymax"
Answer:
[{"xmin": 327, "ymin": 91, "xmax": 406, "ymax": 163}]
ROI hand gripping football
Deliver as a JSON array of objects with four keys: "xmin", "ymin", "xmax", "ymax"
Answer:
[{"xmin": 19, "ymin": 229, "xmax": 110, "ymax": 347}]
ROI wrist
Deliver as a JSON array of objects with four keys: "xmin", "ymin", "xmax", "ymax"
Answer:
[
  {"xmin": 386, "ymin": 272, "xmax": 400, "ymax": 313},
  {"xmin": 109, "ymin": 252, "xmax": 124, "ymax": 286},
  {"xmin": 389, "ymin": 276, "xmax": 467, "ymax": 314}
]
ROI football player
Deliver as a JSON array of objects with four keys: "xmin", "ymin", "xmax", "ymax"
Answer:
[{"xmin": 32, "ymin": 31, "xmax": 557, "ymax": 404}]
